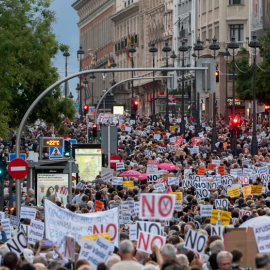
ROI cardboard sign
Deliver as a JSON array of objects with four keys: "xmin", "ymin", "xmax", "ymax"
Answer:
[
  {"xmin": 135, "ymin": 221, "xmax": 162, "ymax": 240},
  {"xmin": 227, "ymin": 186, "xmax": 240, "ymax": 197},
  {"xmin": 208, "ymin": 164, "xmax": 217, "ymax": 171},
  {"xmin": 153, "ymin": 183, "xmax": 165, "ymax": 192},
  {"xmin": 163, "ymin": 174, "xmax": 169, "ymax": 182},
  {"xmin": 147, "ymin": 174, "xmax": 158, "ymax": 183},
  {"xmin": 134, "ymin": 202, "xmax": 140, "ymax": 213},
  {"xmin": 238, "ymin": 176, "xmax": 249, "ymax": 185},
  {"xmin": 198, "ymin": 167, "xmax": 205, "ymax": 176},
  {"xmin": 87, "ymin": 235, "xmax": 113, "ymax": 270},
  {"xmin": 175, "ymin": 201, "xmax": 182, "ymax": 212},
  {"xmin": 200, "ymin": 205, "xmax": 213, "ymax": 217},
  {"xmin": 64, "ymin": 235, "xmax": 75, "ymax": 261},
  {"xmin": 120, "ymin": 124, "xmax": 126, "ymax": 129},
  {"xmin": 101, "ymin": 171, "xmax": 113, "ymax": 182},
  {"xmin": 211, "ymin": 226, "xmax": 225, "ymax": 241},
  {"xmin": 169, "ymin": 126, "xmax": 176, "ymax": 132},
  {"xmin": 94, "ymin": 201, "xmax": 104, "ymax": 212},
  {"xmin": 111, "ymin": 177, "xmax": 123, "ymax": 185},
  {"xmin": 251, "ymin": 185, "xmax": 263, "ymax": 195},
  {"xmin": 82, "ymin": 232, "xmax": 110, "ymax": 242},
  {"xmin": 28, "ymin": 220, "xmax": 44, "ymax": 245},
  {"xmin": 78, "ymin": 239, "xmax": 94, "ymax": 261},
  {"xmin": 196, "ymin": 189, "xmax": 210, "ymax": 199},
  {"xmin": 254, "ymin": 221, "xmax": 270, "ymax": 252},
  {"xmin": 184, "ymin": 229, "xmax": 207, "ymax": 255},
  {"xmin": 122, "ymin": 181, "xmax": 134, "ymax": 189},
  {"xmin": 242, "ymin": 185, "xmax": 251, "ymax": 199},
  {"xmin": 147, "ymin": 160, "xmax": 159, "ymax": 173},
  {"xmin": 218, "ymin": 166, "xmax": 225, "ymax": 176},
  {"xmin": 20, "ymin": 207, "xmax": 37, "ymax": 220},
  {"xmin": 215, "ymin": 199, "xmax": 229, "ymax": 210},
  {"xmin": 139, "ymin": 194, "xmax": 176, "ymax": 220},
  {"xmin": 1, "ymin": 219, "xmax": 11, "ymax": 239},
  {"xmin": 169, "ymin": 192, "xmax": 182, "ymax": 201},
  {"xmin": 239, "ymin": 210, "xmax": 252, "ymax": 220},
  {"xmin": 116, "ymin": 162, "xmax": 125, "ymax": 170},
  {"xmin": 5, "ymin": 231, "xmax": 27, "ymax": 256},
  {"xmin": 210, "ymin": 210, "xmax": 231, "ymax": 225},
  {"xmin": 137, "ymin": 231, "xmax": 166, "ymax": 254},
  {"xmin": 5, "ymin": 215, "xmax": 20, "ymax": 229},
  {"xmin": 168, "ymin": 177, "xmax": 179, "ymax": 186}
]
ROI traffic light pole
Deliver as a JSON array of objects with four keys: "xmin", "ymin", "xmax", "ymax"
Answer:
[{"xmin": 14, "ymin": 66, "xmax": 209, "ymax": 216}]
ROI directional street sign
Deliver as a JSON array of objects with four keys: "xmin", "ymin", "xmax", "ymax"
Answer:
[
  {"xmin": 9, "ymin": 154, "xmax": 26, "ymax": 162},
  {"xmin": 49, "ymin": 147, "xmax": 63, "ymax": 160},
  {"xmin": 8, "ymin": 158, "xmax": 29, "ymax": 179}
]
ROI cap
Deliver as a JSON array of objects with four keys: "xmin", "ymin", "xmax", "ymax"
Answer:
[
  {"xmin": 241, "ymin": 203, "xmax": 248, "ymax": 208},
  {"xmin": 194, "ymin": 215, "xmax": 202, "ymax": 223}
]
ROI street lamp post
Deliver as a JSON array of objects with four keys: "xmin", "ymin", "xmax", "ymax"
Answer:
[
  {"xmin": 90, "ymin": 73, "xmax": 96, "ymax": 107},
  {"xmin": 209, "ymin": 36, "xmax": 220, "ymax": 151},
  {"xmin": 192, "ymin": 52, "xmax": 197, "ymax": 134},
  {"xmin": 228, "ymin": 36, "xmax": 239, "ymax": 156},
  {"xmin": 223, "ymin": 47, "xmax": 231, "ymax": 125},
  {"xmin": 249, "ymin": 33, "xmax": 261, "ymax": 156},
  {"xmin": 111, "ymin": 60, "xmax": 117, "ymax": 85},
  {"xmin": 77, "ymin": 46, "xmax": 85, "ymax": 118},
  {"xmin": 162, "ymin": 41, "xmax": 171, "ymax": 131},
  {"xmin": 83, "ymin": 77, "xmax": 89, "ymax": 105},
  {"xmin": 102, "ymin": 66, "xmax": 107, "ymax": 113},
  {"xmin": 193, "ymin": 38, "xmax": 204, "ymax": 136},
  {"xmin": 128, "ymin": 44, "xmax": 136, "ymax": 99},
  {"xmin": 149, "ymin": 43, "xmax": 158, "ymax": 123},
  {"xmin": 63, "ymin": 51, "xmax": 70, "ymax": 98},
  {"xmin": 170, "ymin": 51, "xmax": 177, "ymax": 117},
  {"xmin": 178, "ymin": 41, "xmax": 188, "ymax": 135}
]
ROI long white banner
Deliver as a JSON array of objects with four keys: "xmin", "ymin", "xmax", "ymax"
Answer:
[{"xmin": 44, "ymin": 199, "xmax": 119, "ymax": 247}]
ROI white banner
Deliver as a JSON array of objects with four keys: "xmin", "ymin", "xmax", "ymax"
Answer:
[
  {"xmin": 253, "ymin": 221, "xmax": 270, "ymax": 252},
  {"xmin": 44, "ymin": 199, "xmax": 119, "ymax": 246},
  {"xmin": 78, "ymin": 239, "xmax": 94, "ymax": 261}
]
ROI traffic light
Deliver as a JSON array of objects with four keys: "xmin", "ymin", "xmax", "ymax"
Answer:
[
  {"xmin": 265, "ymin": 105, "xmax": 270, "ymax": 115},
  {"xmin": 64, "ymin": 140, "xmax": 71, "ymax": 157},
  {"xmin": 89, "ymin": 131, "xmax": 93, "ymax": 141},
  {"xmin": 236, "ymin": 127, "xmax": 242, "ymax": 138},
  {"xmin": 0, "ymin": 161, "xmax": 7, "ymax": 179},
  {"xmin": 83, "ymin": 105, "xmax": 88, "ymax": 116},
  {"xmin": 232, "ymin": 117, "xmax": 239, "ymax": 127},
  {"xmin": 92, "ymin": 124, "xmax": 97, "ymax": 138},
  {"xmin": 131, "ymin": 99, "xmax": 139, "ymax": 120},
  {"xmin": 215, "ymin": 70, "xmax": 220, "ymax": 83}
]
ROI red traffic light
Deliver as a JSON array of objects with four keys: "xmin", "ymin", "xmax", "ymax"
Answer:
[
  {"xmin": 232, "ymin": 117, "xmax": 239, "ymax": 126},
  {"xmin": 215, "ymin": 71, "xmax": 219, "ymax": 76},
  {"xmin": 265, "ymin": 105, "xmax": 270, "ymax": 110},
  {"xmin": 134, "ymin": 101, "xmax": 139, "ymax": 105},
  {"xmin": 93, "ymin": 124, "xmax": 97, "ymax": 128},
  {"xmin": 83, "ymin": 105, "xmax": 88, "ymax": 110}
]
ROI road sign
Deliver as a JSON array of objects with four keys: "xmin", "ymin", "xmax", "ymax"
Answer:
[
  {"xmin": 49, "ymin": 147, "xmax": 63, "ymax": 160},
  {"xmin": 8, "ymin": 154, "xmax": 26, "ymax": 162},
  {"xmin": 110, "ymin": 154, "xmax": 122, "ymax": 169},
  {"xmin": 196, "ymin": 58, "xmax": 216, "ymax": 94},
  {"xmin": 65, "ymin": 139, "xmax": 77, "ymax": 153},
  {"xmin": 8, "ymin": 159, "xmax": 29, "ymax": 179},
  {"xmin": 168, "ymin": 95, "xmax": 177, "ymax": 103}
]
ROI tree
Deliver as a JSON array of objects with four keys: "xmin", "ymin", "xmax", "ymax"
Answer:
[
  {"xmin": 234, "ymin": 29, "xmax": 270, "ymax": 105},
  {"xmin": 0, "ymin": 0, "xmax": 75, "ymax": 138}
]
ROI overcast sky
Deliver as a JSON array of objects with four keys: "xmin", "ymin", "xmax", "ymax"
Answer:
[{"xmin": 50, "ymin": 0, "xmax": 80, "ymax": 100}]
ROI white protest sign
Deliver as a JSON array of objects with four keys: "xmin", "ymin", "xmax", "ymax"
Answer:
[
  {"xmin": 238, "ymin": 176, "xmax": 249, "ymax": 185},
  {"xmin": 64, "ymin": 235, "xmax": 75, "ymax": 261},
  {"xmin": 170, "ymin": 137, "xmax": 177, "ymax": 143},
  {"xmin": 129, "ymin": 224, "xmax": 137, "ymax": 241},
  {"xmin": 253, "ymin": 221, "xmax": 270, "ymax": 253},
  {"xmin": 5, "ymin": 231, "xmax": 27, "ymax": 256},
  {"xmin": 137, "ymin": 231, "xmax": 166, "ymax": 254},
  {"xmin": 190, "ymin": 146, "xmax": 199, "ymax": 154},
  {"xmin": 147, "ymin": 174, "xmax": 158, "ymax": 183},
  {"xmin": 28, "ymin": 220, "xmax": 44, "ymax": 245},
  {"xmin": 111, "ymin": 177, "xmax": 123, "ymax": 185},
  {"xmin": 1, "ymin": 219, "xmax": 11, "ymax": 239},
  {"xmin": 125, "ymin": 127, "xmax": 131, "ymax": 132},
  {"xmin": 168, "ymin": 177, "xmax": 179, "ymax": 186},
  {"xmin": 44, "ymin": 199, "xmax": 119, "ymax": 246},
  {"xmin": 211, "ymin": 225, "xmax": 225, "ymax": 241},
  {"xmin": 20, "ymin": 207, "xmax": 37, "ymax": 220},
  {"xmin": 130, "ymin": 120, "xmax": 135, "ymax": 125},
  {"xmin": 258, "ymin": 166, "xmax": 269, "ymax": 174},
  {"xmin": 116, "ymin": 162, "xmax": 125, "ymax": 171},
  {"xmin": 215, "ymin": 199, "xmax": 229, "ymax": 210},
  {"xmin": 139, "ymin": 194, "xmax": 176, "ymax": 220},
  {"xmin": 78, "ymin": 239, "xmax": 94, "ymax": 261},
  {"xmin": 87, "ymin": 235, "xmax": 112, "ymax": 270},
  {"xmin": 135, "ymin": 221, "xmax": 163, "ymax": 240},
  {"xmin": 147, "ymin": 161, "xmax": 159, "ymax": 173},
  {"xmin": 76, "ymin": 182, "xmax": 85, "ymax": 189},
  {"xmin": 157, "ymin": 147, "xmax": 167, "ymax": 153},
  {"xmin": 184, "ymin": 229, "xmax": 207, "ymax": 255},
  {"xmin": 184, "ymin": 169, "xmax": 192, "ymax": 179},
  {"xmin": 196, "ymin": 189, "xmax": 210, "ymax": 199},
  {"xmin": 144, "ymin": 150, "xmax": 153, "ymax": 157},
  {"xmin": 153, "ymin": 183, "xmax": 165, "ymax": 192},
  {"xmin": 53, "ymin": 232, "xmax": 71, "ymax": 259},
  {"xmin": 154, "ymin": 134, "xmax": 160, "ymax": 140},
  {"xmin": 134, "ymin": 202, "xmax": 140, "ymax": 213},
  {"xmin": 212, "ymin": 160, "xmax": 221, "ymax": 166},
  {"xmin": 175, "ymin": 201, "xmax": 182, "ymax": 212},
  {"xmin": 239, "ymin": 210, "xmax": 252, "ymax": 220},
  {"xmin": 200, "ymin": 205, "xmax": 213, "ymax": 217},
  {"xmin": 101, "ymin": 171, "xmax": 113, "ymax": 182}
]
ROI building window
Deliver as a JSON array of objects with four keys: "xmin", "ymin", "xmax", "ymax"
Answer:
[
  {"xmin": 215, "ymin": 26, "xmax": 219, "ymax": 41},
  {"xmin": 202, "ymin": 31, "xmax": 206, "ymax": 43},
  {"xmin": 208, "ymin": 29, "xmax": 212, "ymax": 40},
  {"xmin": 131, "ymin": 36, "xmax": 134, "ymax": 44},
  {"xmin": 125, "ymin": 38, "xmax": 127, "ymax": 47},
  {"xmin": 229, "ymin": 0, "xmax": 244, "ymax": 4},
  {"xmin": 121, "ymin": 41, "xmax": 124, "ymax": 49},
  {"xmin": 230, "ymin": 24, "xmax": 244, "ymax": 41},
  {"xmin": 135, "ymin": 34, "xmax": 138, "ymax": 43},
  {"xmin": 115, "ymin": 44, "xmax": 118, "ymax": 52},
  {"xmin": 118, "ymin": 43, "xmax": 120, "ymax": 51}
]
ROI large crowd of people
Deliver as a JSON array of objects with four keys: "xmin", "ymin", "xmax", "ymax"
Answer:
[{"xmin": 0, "ymin": 112, "xmax": 270, "ymax": 270}]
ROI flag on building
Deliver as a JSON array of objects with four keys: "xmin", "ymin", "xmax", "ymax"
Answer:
[
  {"xmin": 126, "ymin": 33, "xmax": 132, "ymax": 62},
  {"xmin": 108, "ymin": 54, "xmax": 112, "ymax": 69}
]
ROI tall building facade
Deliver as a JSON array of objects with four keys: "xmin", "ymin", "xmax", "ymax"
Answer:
[
  {"xmin": 197, "ymin": 0, "xmax": 250, "ymax": 119},
  {"xmin": 72, "ymin": 0, "xmax": 115, "ymax": 109}
]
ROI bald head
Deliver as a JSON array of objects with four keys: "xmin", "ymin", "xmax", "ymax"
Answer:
[{"xmin": 34, "ymin": 263, "xmax": 46, "ymax": 270}]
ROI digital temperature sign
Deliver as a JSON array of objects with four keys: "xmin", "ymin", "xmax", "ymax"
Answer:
[{"xmin": 42, "ymin": 138, "xmax": 64, "ymax": 147}]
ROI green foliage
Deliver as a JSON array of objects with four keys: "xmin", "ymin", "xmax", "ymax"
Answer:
[
  {"xmin": 56, "ymin": 123, "xmax": 70, "ymax": 137},
  {"xmin": 0, "ymin": 0, "xmax": 75, "ymax": 139},
  {"xmin": 234, "ymin": 28, "xmax": 270, "ymax": 104}
]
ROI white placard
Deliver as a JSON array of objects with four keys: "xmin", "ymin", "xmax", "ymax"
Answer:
[
  {"xmin": 147, "ymin": 174, "xmax": 158, "ymax": 183},
  {"xmin": 168, "ymin": 177, "xmax": 179, "ymax": 186},
  {"xmin": 154, "ymin": 134, "xmax": 160, "ymax": 140},
  {"xmin": 200, "ymin": 205, "xmax": 213, "ymax": 217},
  {"xmin": 153, "ymin": 183, "xmax": 165, "ymax": 191},
  {"xmin": 116, "ymin": 162, "xmax": 125, "ymax": 171},
  {"xmin": 170, "ymin": 137, "xmax": 177, "ymax": 143},
  {"xmin": 253, "ymin": 221, "xmax": 270, "ymax": 253},
  {"xmin": 112, "ymin": 177, "xmax": 123, "ymax": 185},
  {"xmin": 1, "ymin": 219, "xmax": 11, "ymax": 239},
  {"xmin": 215, "ymin": 199, "xmax": 229, "ymax": 210},
  {"xmin": 5, "ymin": 232, "xmax": 27, "ymax": 256},
  {"xmin": 78, "ymin": 239, "xmax": 94, "ymax": 261},
  {"xmin": 184, "ymin": 229, "xmax": 207, "ymax": 255},
  {"xmin": 28, "ymin": 220, "xmax": 44, "ymax": 245},
  {"xmin": 196, "ymin": 189, "xmax": 210, "ymax": 199},
  {"xmin": 64, "ymin": 235, "xmax": 75, "ymax": 261},
  {"xmin": 137, "ymin": 231, "xmax": 166, "ymax": 254},
  {"xmin": 20, "ymin": 207, "xmax": 37, "ymax": 220},
  {"xmin": 101, "ymin": 171, "xmax": 113, "ymax": 182}
]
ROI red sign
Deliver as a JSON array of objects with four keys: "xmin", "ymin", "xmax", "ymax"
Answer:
[
  {"xmin": 191, "ymin": 137, "xmax": 201, "ymax": 146},
  {"xmin": 110, "ymin": 154, "xmax": 122, "ymax": 168},
  {"xmin": 8, "ymin": 158, "xmax": 29, "ymax": 179}
]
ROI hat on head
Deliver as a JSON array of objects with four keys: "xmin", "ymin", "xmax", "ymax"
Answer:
[
  {"xmin": 241, "ymin": 203, "xmax": 248, "ymax": 208},
  {"xmin": 194, "ymin": 215, "xmax": 202, "ymax": 223}
]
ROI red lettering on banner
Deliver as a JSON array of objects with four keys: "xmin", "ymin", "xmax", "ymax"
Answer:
[
  {"xmin": 142, "ymin": 195, "xmax": 155, "ymax": 217},
  {"xmin": 93, "ymin": 225, "xmax": 100, "ymax": 235},
  {"xmin": 106, "ymin": 224, "xmax": 117, "ymax": 241},
  {"xmin": 138, "ymin": 232, "xmax": 150, "ymax": 250},
  {"xmin": 151, "ymin": 236, "xmax": 164, "ymax": 252},
  {"xmin": 158, "ymin": 196, "xmax": 173, "ymax": 217}
]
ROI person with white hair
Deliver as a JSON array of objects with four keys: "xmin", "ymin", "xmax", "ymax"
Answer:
[
  {"xmin": 210, "ymin": 240, "xmax": 224, "ymax": 254},
  {"xmin": 135, "ymin": 251, "xmax": 150, "ymax": 264},
  {"xmin": 105, "ymin": 255, "xmax": 121, "ymax": 270},
  {"xmin": 217, "ymin": 251, "xmax": 233, "ymax": 270},
  {"xmin": 110, "ymin": 240, "xmax": 143, "ymax": 270}
]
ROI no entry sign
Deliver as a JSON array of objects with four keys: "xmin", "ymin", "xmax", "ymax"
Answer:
[
  {"xmin": 110, "ymin": 154, "xmax": 121, "ymax": 168},
  {"xmin": 8, "ymin": 158, "xmax": 29, "ymax": 179}
]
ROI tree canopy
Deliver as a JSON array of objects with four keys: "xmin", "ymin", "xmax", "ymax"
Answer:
[
  {"xmin": 234, "ymin": 28, "xmax": 270, "ymax": 104},
  {"xmin": 0, "ymin": 0, "xmax": 75, "ymax": 139}
]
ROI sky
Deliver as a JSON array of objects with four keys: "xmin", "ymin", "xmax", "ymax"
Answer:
[{"xmin": 50, "ymin": 0, "xmax": 80, "ymax": 100}]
